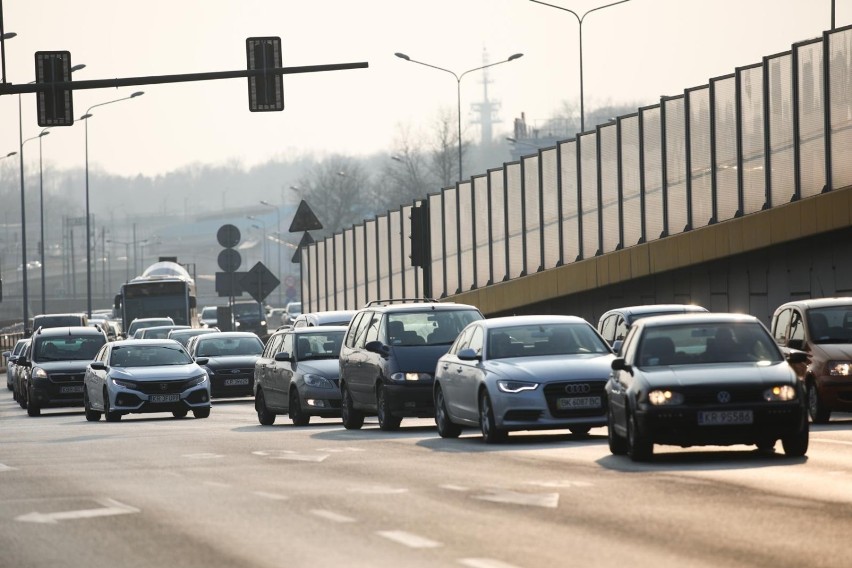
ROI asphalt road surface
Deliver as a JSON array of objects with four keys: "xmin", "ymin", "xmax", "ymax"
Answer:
[{"xmin": 1, "ymin": 397, "xmax": 850, "ymax": 568}]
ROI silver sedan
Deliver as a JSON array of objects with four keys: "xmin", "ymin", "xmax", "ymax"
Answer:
[{"xmin": 433, "ymin": 315, "xmax": 615, "ymax": 443}]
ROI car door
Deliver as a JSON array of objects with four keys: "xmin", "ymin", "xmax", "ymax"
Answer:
[
  {"xmin": 256, "ymin": 332, "xmax": 282, "ymax": 398},
  {"xmin": 354, "ymin": 312, "xmax": 383, "ymax": 408},
  {"xmin": 267, "ymin": 333, "xmax": 294, "ymax": 410},
  {"xmin": 607, "ymin": 325, "xmax": 640, "ymax": 436},
  {"xmin": 86, "ymin": 344, "xmax": 111, "ymax": 410},
  {"xmin": 345, "ymin": 311, "xmax": 376, "ymax": 406},
  {"xmin": 450, "ymin": 325, "xmax": 484, "ymax": 423}
]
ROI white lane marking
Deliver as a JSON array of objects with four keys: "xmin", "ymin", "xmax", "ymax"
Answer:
[
  {"xmin": 253, "ymin": 491, "xmax": 289, "ymax": 501},
  {"xmin": 348, "ymin": 485, "xmax": 409, "ymax": 495},
  {"xmin": 311, "ymin": 509, "xmax": 355, "ymax": 523},
  {"xmin": 252, "ymin": 450, "xmax": 330, "ymax": 462},
  {"xmin": 316, "ymin": 446, "xmax": 365, "ymax": 453},
  {"xmin": 459, "ymin": 559, "xmax": 523, "ymax": 568},
  {"xmin": 203, "ymin": 481, "xmax": 231, "ymax": 489},
  {"xmin": 473, "ymin": 490, "xmax": 559, "ymax": 509},
  {"xmin": 0, "ymin": 463, "xmax": 16, "ymax": 472},
  {"xmin": 183, "ymin": 453, "xmax": 224, "ymax": 459},
  {"xmin": 440, "ymin": 484, "xmax": 470, "ymax": 492},
  {"xmin": 524, "ymin": 480, "xmax": 593, "ymax": 488},
  {"xmin": 377, "ymin": 530, "xmax": 442, "ymax": 549},
  {"xmin": 811, "ymin": 437, "xmax": 852, "ymax": 447},
  {"xmin": 15, "ymin": 498, "xmax": 139, "ymax": 524}
]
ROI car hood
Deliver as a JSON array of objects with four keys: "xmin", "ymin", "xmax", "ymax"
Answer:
[
  {"xmin": 35, "ymin": 360, "xmax": 92, "ymax": 373},
  {"xmin": 295, "ymin": 359, "xmax": 339, "ymax": 378},
  {"xmin": 109, "ymin": 364, "xmax": 203, "ymax": 381},
  {"xmin": 485, "ymin": 354, "xmax": 615, "ymax": 381},
  {"xmin": 811, "ymin": 343, "xmax": 852, "ymax": 361},
  {"xmin": 202, "ymin": 355, "xmax": 260, "ymax": 370},
  {"xmin": 638, "ymin": 361, "xmax": 796, "ymax": 386},
  {"xmin": 390, "ymin": 345, "xmax": 454, "ymax": 373}
]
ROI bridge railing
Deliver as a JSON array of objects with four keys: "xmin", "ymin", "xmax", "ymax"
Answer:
[{"xmin": 301, "ymin": 25, "xmax": 852, "ymax": 312}]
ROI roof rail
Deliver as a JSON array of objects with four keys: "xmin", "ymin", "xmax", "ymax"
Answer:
[{"xmin": 364, "ymin": 298, "xmax": 440, "ymax": 307}]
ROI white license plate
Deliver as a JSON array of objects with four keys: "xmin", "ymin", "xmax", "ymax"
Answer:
[
  {"xmin": 224, "ymin": 378, "xmax": 250, "ymax": 386},
  {"xmin": 697, "ymin": 410, "xmax": 754, "ymax": 426},
  {"xmin": 149, "ymin": 394, "xmax": 180, "ymax": 403},
  {"xmin": 557, "ymin": 396, "xmax": 602, "ymax": 410},
  {"xmin": 59, "ymin": 385, "xmax": 83, "ymax": 394}
]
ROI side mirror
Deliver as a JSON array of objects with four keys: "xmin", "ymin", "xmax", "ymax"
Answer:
[
  {"xmin": 786, "ymin": 350, "xmax": 810, "ymax": 365},
  {"xmin": 89, "ymin": 361, "xmax": 107, "ymax": 371},
  {"xmin": 2, "ymin": 351, "xmax": 10, "ymax": 359},
  {"xmin": 788, "ymin": 338, "xmax": 805, "ymax": 351},
  {"xmin": 365, "ymin": 340, "xmax": 390, "ymax": 356},
  {"xmin": 457, "ymin": 348, "xmax": 480, "ymax": 361},
  {"xmin": 195, "ymin": 357, "xmax": 209, "ymax": 366},
  {"xmin": 274, "ymin": 351, "xmax": 291, "ymax": 362},
  {"xmin": 17, "ymin": 356, "xmax": 30, "ymax": 367},
  {"xmin": 612, "ymin": 339, "xmax": 624, "ymax": 355},
  {"xmin": 611, "ymin": 358, "xmax": 632, "ymax": 374}
]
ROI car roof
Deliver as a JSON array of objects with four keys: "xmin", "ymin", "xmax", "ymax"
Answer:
[
  {"xmin": 774, "ymin": 297, "xmax": 852, "ymax": 311},
  {"xmin": 33, "ymin": 326, "xmax": 105, "ymax": 337},
  {"xmin": 34, "ymin": 312, "xmax": 86, "ymax": 318},
  {"xmin": 360, "ymin": 300, "xmax": 479, "ymax": 313},
  {"xmin": 144, "ymin": 325, "xmax": 189, "ymax": 331},
  {"xmin": 291, "ymin": 325, "xmax": 348, "ymax": 333},
  {"xmin": 111, "ymin": 339, "xmax": 187, "ymax": 347},
  {"xmin": 195, "ymin": 331, "xmax": 262, "ymax": 340},
  {"xmin": 130, "ymin": 317, "xmax": 174, "ymax": 323},
  {"xmin": 601, "ymin": 304, "xmax": 708, "ymax": 318},
  {"xmin": 633, "ymin": 312, "xmax": 760, "ymax": 329},
  {"xmin": 169, "ymin": 328, "xmax": 218, "ymax": 336},
  {"xmin": 477, "ymin": 315, "xmax": 589, "ymax": 328}
]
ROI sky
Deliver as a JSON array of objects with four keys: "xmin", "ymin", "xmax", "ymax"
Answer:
[{"xmin": 0, "ymin": 0, "xmax": 847, "ymax": 178}]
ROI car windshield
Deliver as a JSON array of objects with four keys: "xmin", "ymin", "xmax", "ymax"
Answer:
[
  {"xmin": 637, "ymin": 322, "xmax": 782, "ymax": 367},
  {"xmin": 296, "ymin": 331, "xmax": 345, "ymax": 360},
  {"xmin": 110, "ymin": 345, "xmax": 192, "ymax": 367},
  {"xmin": 34, "ymin": 336, "xmax": 105, "ymax": 361},
  {"xmin": 807, "ymin": 306, "xmax": 852, "ymax": 344},
  {"xmin": 196, "ymin": 336, "xmax": 264, "ymax": 357},
  {"xmin": 388, "ymin": 309, "xmax": 483, "ymax": 346},
  {"xmin": 201, "ymin": 307, "xmax": 217, "ymax": 319},
  {"xmin": 233, "ymin": 304, "xmax": 262, "ymax": 317},
  {"xmin": 487, "ymin": 323, "xmax": 610, "ymax": 359},
  {"xmin": 128, "ymin": 319, "xmax": 173, "ymax": 335},
  {"xmin": 34, "ymin": 315, "xmax": 82, "ymax": 328}
]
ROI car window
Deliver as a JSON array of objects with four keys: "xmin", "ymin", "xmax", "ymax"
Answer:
[
  {"xmin": 487, "ymin": 322, "xmax": 609, "ymax": 359},
  {"xmin": 364, "ymin": 314, "xmax": 381, "ymax": 344},
  {"xmin": 806, "ymin": 306, "xmax": 852, "ymax": 343},
  {"xmin": 614, "ymin": 316, "xmax": 629, "ymax": 341},
  {"xmin": 637, "ymin": 322, "xmax": 781, "ymax": 367},
  {"xmin": 196, "ymin": 336, "xmax": 263, "ymax": 357},
  {"xmin": 387, "ymin": 309, "xmax": 483, "ymax": 347},
  {"xmin": 110, "ymin": 344, "xmax": 192, "ymax": 367},
  {"xmin": 599, "ymin": 315, "xmax": 615, "ymax": 342},
  {"xmin": 95, "ymin": 344, "xmax": 108, "ymax": 362},
  {"xmin": 353, "ymin": 312, "xmax": 375, "ymax": 348},
  {"xmin": 34, "ymin": 335, "xmax": 106, "ymax": 362},
  {"xmin": 264, "ymin": 333, "xmax": 284, "ymax": 358},
  {"xmin": 772, "ymin": 309, "xmax": 791, "ymax": 344},
  {"xmin": 449, "ymin": 327, "xmax": 473, "ymax": 354},
  {"xmin": 280, "ymin": 334, "xmax": 294, "ymax": 357},
  {"xmin": 345, "ymin": 312, "xmax": 366, "ymax": 348},
  {"xmin": 295, "ymin": 331, "xmax": 345, "ymax": 360},
  {"xmin": 468, "ymin": 326, "xmax": 484, "ymax": 356},
  {"xmin": 789, "ymin": 311, "xmax": 805, "ymax": 344}
]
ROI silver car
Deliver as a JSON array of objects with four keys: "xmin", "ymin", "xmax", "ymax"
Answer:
[
  {"xmin": 434, "ymin": 315, "xmax": 615, "ymax": 443},
  {"xmin": 83, "ymin": 339, "xmax": 211, "ymax": 422}
]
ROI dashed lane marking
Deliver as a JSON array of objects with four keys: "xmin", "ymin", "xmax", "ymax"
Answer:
[
  {"xmin": 459, "ymin": 559, "xmax": 523, "ymax": 568},
  {"xmin": 253, "ymin": 491, "xmax": 289, "ymax": 501},
  {"xmin": 377, "ymin": 530, "xmax": 442, "ymax": 549},
  {"xmin": 311, "ymin": 509, "xmax": 355, "ymax": 523},
  {"xmin": 473, "ymin": 490, "xmax": 559, "ymax": 509},
  {"xmin": 0, "ymin": 463, "xmax": 16, "ymax": 472}
]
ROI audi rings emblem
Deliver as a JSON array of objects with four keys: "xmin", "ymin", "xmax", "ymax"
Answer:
[
  {"xmin": 717, "ymin": 391, "xmax": 731, "ymax": 404},
  {"xmin": 564, "ymin": 383, "xmax": 591, "ymax": 395}
]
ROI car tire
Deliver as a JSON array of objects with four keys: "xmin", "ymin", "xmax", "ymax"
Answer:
[
  {"xmin": 289, "ymin": 389, "xmax": 310, "ymax": 426},
  {"xmin": 193, "ymin": 407, "xmax": 211, "ymax": 419},
  {"xmin": 434, "ymin": 386, "xmax": 462, "ymax": 439},
  {"xmin": 627, "ymin": 408, "xmax": 653, "ymax": 461},
  {"xmin": 807, "ymin": 380, "xmax": 831, "ymax": 424},
  {"xmin": 18, "ymin": 382, "xmax": 27, "ymax": 409},
  {"xmin": 26, "ymin": 384, "xmax": 40, "ymax": 417},
  {"xmin": 781, "ymin": 411, "xmax": 809, "ymax": 457},
  {"xmin": 172, "ymin": 409, "xmax": 188, "ymax": 419},
  {"xmin": 479, "ymin": 390, "xmax": 507, "ymax": 444},
  {"xmin": 255, "ymin": 389, "xmax": 276, "ymax": 426},
  {"xmin": 104, "ymin": 393, "xmax": 122, "ymax": 422},
  {"xmin": 84, "ymin": 391, "xmax": 101, "ymax": 422},
  {"xmin": 376, "ymin": 384, "xmax": 402, "ymax": 431},
  {"xmin": 341, "ymin": 383, "xmax": 364, "ymax": 430},
  {"xmin": 607, "ymin": 405, "xmax": 628, "ymax": 455}
]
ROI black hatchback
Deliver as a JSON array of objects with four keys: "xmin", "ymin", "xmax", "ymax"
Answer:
[{"xmin": 338, "ymin": 299, "xmax": 483, "ymax": 431}]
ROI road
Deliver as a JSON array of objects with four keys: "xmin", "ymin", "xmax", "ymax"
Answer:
[{"xmin": 1, "ymin": 396, "xmax": 850, "ymax": 568}]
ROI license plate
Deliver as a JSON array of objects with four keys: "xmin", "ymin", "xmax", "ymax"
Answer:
[
  {"xmin": 557, "ymin": 396, "xmax": 602, "ymax": 410},
  {"xmin": 697, "ymin": 410, "xmax": 754, "ymax": 426},
  {"xmin": 149, "ymin": 394, "xmax": 180, "ymax": 403},
  {"xmin": 224, "ymin": 378, "xmax": 249, "ymax": 386},
  {"xmin": 59, "ymin": 385, "xmax": 83, "ymax": 394}
]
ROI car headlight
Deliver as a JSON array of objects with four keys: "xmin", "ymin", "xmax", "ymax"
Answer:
[
  {"xmin": 234, "ymin": 321, "xmax": 241, "ymax": 328},
  {"xmin": 390, "ymin": 372, "xmax": 432, "ymax": 382},
  {"xmin": 32, "ymin": 367, "xmax": 49, "ymax": 379},
  {"xmin": 112, "ymin": 377, "xmax": 138, "ymax": 389},
  {"xmin": 260, "ymin": 321, "xmax": 267, "ymax": 327},
  {"xmin": 826, "ymin": 361, "xmax": 852, "ymax": 376},
  {"xmin": 764, "ymin": 385, "xmax": 797, "ymax": 401},
  {"xmin": 303, "ymin": 374, "xmax": 334, "ymax": 389},
  {"xmin": 497, "ymin": 380, "xmax": 539, "ymax": 393},
  {"xmin": 648, "ymin": 389, "xmax": 684, "ymax": 405},
  {"xmin": 186, "ymin": 374, "xmax": 208, "ymax": 387}
]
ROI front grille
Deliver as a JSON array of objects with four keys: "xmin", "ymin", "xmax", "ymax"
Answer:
[
  {"xmin": 684, "ymin": 386, "xmax": 766, "ymax": 405},
  {"xmin": 50, "ymin": 373, "xmax": 84, "ymax": 384},
  {"xmin": 215, "ymin": 368, "xmax": 254, "ymax": 376},
  {"xmin": 504, "ymin": 409, "xmax": 543, "ymax": 422},
  {"xmin": 134, "ymin": 379, "xmax": 197, "ymax": 394},
  {"xmin": 543, "ymin": 381, "xmax": 607, "ymax": 418}
]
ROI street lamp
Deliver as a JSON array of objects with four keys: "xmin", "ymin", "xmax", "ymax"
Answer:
[
  {"xmin": 260, "ymin": 200, "xmax": 282, "ymax": 305},
  {"xmin": 247, "ymin": 215, "xmax": 268, "ymax": 267},
  {"xmin": 395, "ymin": 51, "xmax": 523, "ymax": 181},
  {"xmin": 529, "ymin": 0, "xmax": 630, "ymax": 133},
  {"xmin": 36, "ymin": 128, "xmax": 50, "ymax": 313},
  {"xmin": 81, "ymin": 90, "xmax": 144, "ymax": 317}
]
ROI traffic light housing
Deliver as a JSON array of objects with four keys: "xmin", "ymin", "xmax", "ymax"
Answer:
[
  {"xmin": 409, "ymin": 203, "xmax": 429, "ymax": 268},
  {"xmin": 35, "ymin": 51, "xmax": 74, "ymax": 126},
  {"xmin": 246, "ymin": 37, "xmax": 284, "ymax": 112}
]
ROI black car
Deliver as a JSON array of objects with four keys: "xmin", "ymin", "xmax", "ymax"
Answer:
[
  {"xmin": 597, "ymin": 304, "xmax": 708, "ymax": 353},
  {"xmin": 606, "ymin": 313, "xmax": 809, "ymax": 461},
  {"xmin": 339, "ymin": 299, "xmax": 484, "ymax": 431},
  {"xmin": 16, "ymin": 326, "xmax": 108, "ymax": 416},
  {"xmin": 232, "ymin": 301, "xmax": 269, "ymax": 340},
  {"xmin": 188, "ymin": 331, "xmax": 264, "ymax": 397}
]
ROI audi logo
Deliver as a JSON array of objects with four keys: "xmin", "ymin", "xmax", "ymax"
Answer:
[
  {"xmin": 564, "ymin": 383, "xmax": 591, "ymax": 395},
  {"xmin": 717, "ymin": 391, "xmax": 731, "ymax": 404}
]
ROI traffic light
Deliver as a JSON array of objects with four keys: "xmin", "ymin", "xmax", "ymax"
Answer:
[
  {"xmin": 246, "ymin": 37, "xmax": 283, "ymax": 112},
  {"xmin": 35, "ymin": 51, "xmax": 74, "ymax": 126},
  {"xmin": 409, "ymin": 203, "xmax": 429, "ymax": 267}
]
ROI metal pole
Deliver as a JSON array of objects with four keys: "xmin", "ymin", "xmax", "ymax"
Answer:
[
  {"xmin": 578, "ymin": 21, "xmax": 585, "ymax": 132},
  {"xmin": 18, "ymin": 93, "xmax": 28, "ymax": 329},
  {"xmin": 85, "ymin": 116, "xmax": 92, "ymax": 317},
  {"xmin": 38, "ymin": 131, "xmax": 46, "ymax": 313},
  {"xmin": 456, "ymin": 79, "xmax": 463, "ymax": 180}
]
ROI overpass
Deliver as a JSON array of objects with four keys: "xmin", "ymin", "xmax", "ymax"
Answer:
[{"xmin": 299, "ymin": 24, "xmax": 852, "ymax": 327}]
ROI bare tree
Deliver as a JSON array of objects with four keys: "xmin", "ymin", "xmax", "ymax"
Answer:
[
  {"xmin": 429, "ymin": 107, "xmax": 461, "ymax": 188},
  {"xmin": 292, "ymin": 155, "xmax": 375, "ymax": 235},
  {"xmin": 375, "ymin": 125, "xmax": 435, "ymax": 211}
]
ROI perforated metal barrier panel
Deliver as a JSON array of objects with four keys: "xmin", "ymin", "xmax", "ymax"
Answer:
[
  {"xmin": 458, "ymin": 182, "xmax": 474, "ymax": 292},
  {"xmin": 599, "ymin": 124, "xmax": 620, "ymax": 253},
  {"xmin": 830, "ymin": 29, "xmax": 852, "ymax": 190},
  {"xmin": 642, "ymin": 106, "xmax": 664, "ymax": 240},
  {"xmin": 797, "ymin": 40, "xmax": 826, "ymax": 199},
  {"xmin": 665, "ymin": 97, "xmax": 688, "ymax": 234},
  {"xmin": 473, "ymin": 176, "xmax": 491, "ymax": 287},
  {"xmin": 505, "ymin": 163, "xmax": 524, "ymax": 278},
  {"xmin": 620, "ymin": 116, "xmax": 642, "ymax": 246},
  {"xmin": 768, "ymin": 53, "xmax": 795, "ymax": 206},
  {"xmin": 489, "ymin": 169, "xmax": 507, "ymax": 284},
  {"xmin": 559, "ymin": 141, "xmax": 580, "ymax": 262},
  {"xmin": 540, "ymin": 148, "xmax": 560, "ymax": 268}
]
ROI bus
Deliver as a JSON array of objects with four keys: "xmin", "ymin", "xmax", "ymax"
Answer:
[{"xmin": 114, "ymin": 261, "xmax": 197, "ymax": 333}]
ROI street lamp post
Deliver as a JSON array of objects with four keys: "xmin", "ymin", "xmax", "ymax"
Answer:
[
  {"xmin": 529, "ymin": 0, "xmax": 630, "ymax": 133},
  {"xmin": 394, "ymin": 51, "xmax": 523, "ymax": 181},
  {"xmin": 260, "ymin": 200, "xmax": 282, "ymax": 305},
  {"xmin": 81, "ymin": 91, "xmax": 144, "ymax": 317},
  {"xmin": 36, "ymin": 128, "xmax": 50, "ymax": 313},
  {"xmin": 247, "ymin": 215, "xmax": 268, "ymax": 267}
]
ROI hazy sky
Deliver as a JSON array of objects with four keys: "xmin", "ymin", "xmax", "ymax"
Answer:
[{"xmin": 0, "ymin": 0, "xmax": 845, "ymax": 178}]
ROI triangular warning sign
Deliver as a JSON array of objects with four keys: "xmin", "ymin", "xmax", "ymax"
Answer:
[
  {"xmin": 291, "ymin": 231, "xmax": 315, "ymax": 264},
  {"xmin": 288, "ymin": 200, "xmax": 323, "ymax": 232}
]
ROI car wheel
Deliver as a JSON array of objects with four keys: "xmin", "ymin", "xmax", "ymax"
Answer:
[
  {"xmin": 781, "ymin": 411, "xmax": 809, "ymax": 457},
  {"xmin": 26, "ymin": 384, "xmax": 40, "ymax": 417},
  {"xmin": 289, "ymin": 389, "xmax": 310, "ymax": 426},
  {"xmin": 104, "ymin": 392, "xmax": 122, "ymax": 422},
  {"xmin": 255, "ymin": 389, "xmax": 276, "ymax": 426},
  {"xmin": 570, "ymin": 426, "xmax": 591, "ymax": 437},
  {"xmin": 193, "ymin": 407, "xmax": 211, "ymax": 419},
  {"xmin": 479, "ymin": 390, "xmax": 507, "ymax": 444},
  {"xmin": 18, "ymin": 382, "xmax": 27, "ymax": 409},
  {"xmin": 172, "ymin": 409, "xmax": 188, "ymax": 419},
  {"xmin": 341, "ymin": 383, "xmax": 364, "ymax": 430},
  {"xmin": 84, "ymin": 391, "xmax": 101, "ymax": 422},
  {"xmin": 376, "ymin": 384, "xmax": 402, "ymax": 431},
  {"xmin": 434, "ymin": 386, "xmax": 462, "ymax": 438},
  {"xmin": 807, "ymin": 380, "xmax": 831, "ymax": 424},
  {"xmin": 627, "ymin": 408, "xmax": 652, "ymax": 461},
  {"xmin": 607, "ymin": 405, "xmax": 628, "ymax": 455}
]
